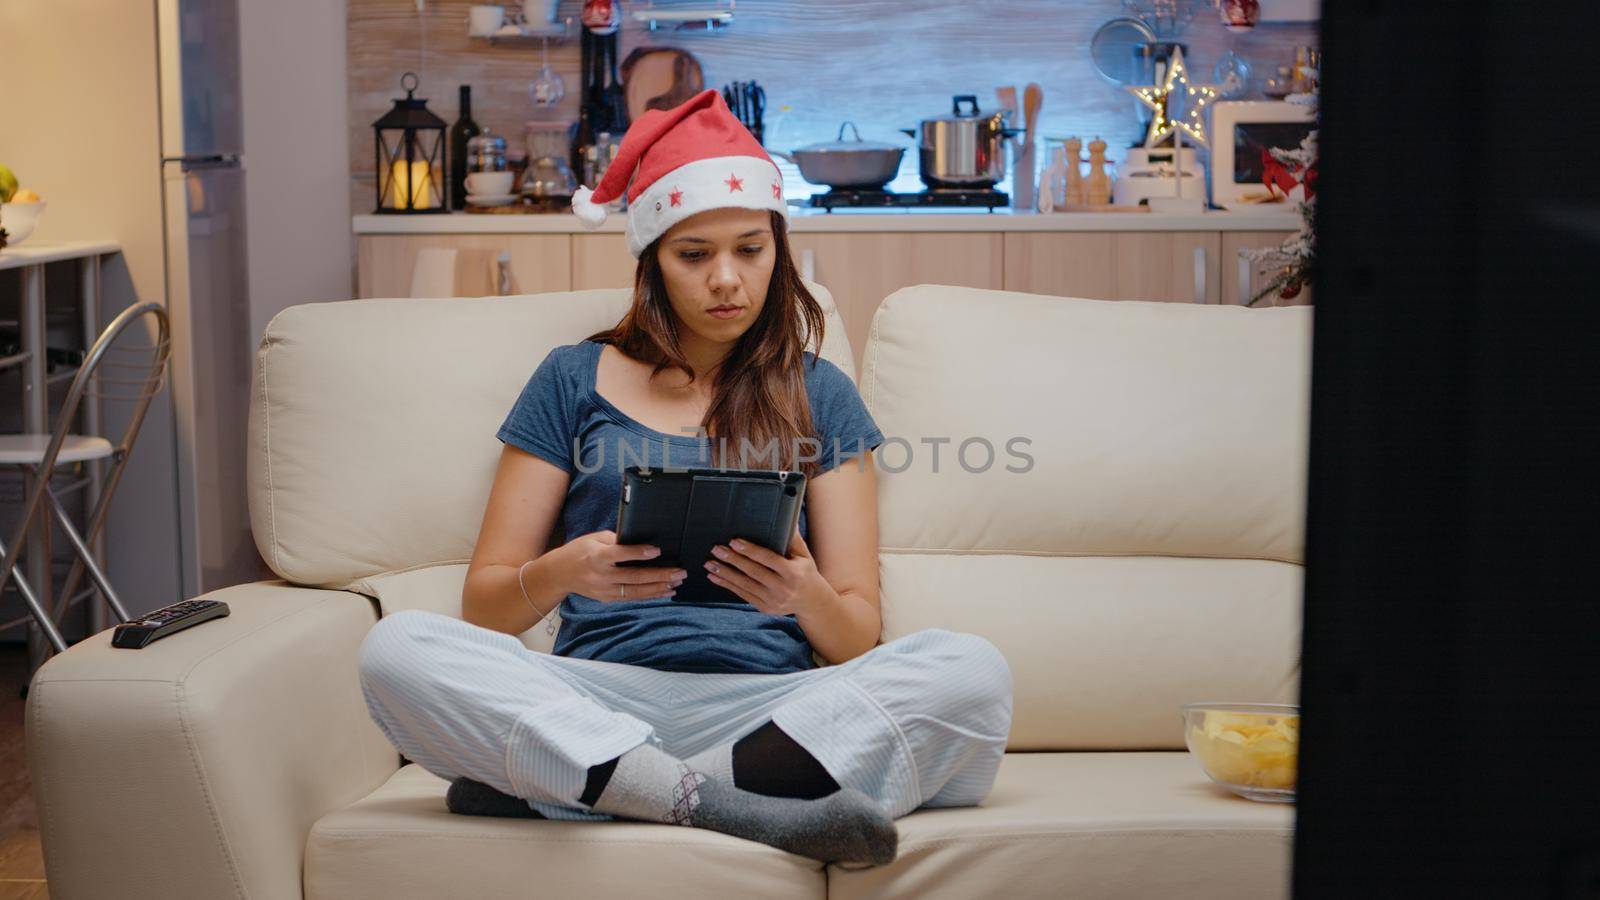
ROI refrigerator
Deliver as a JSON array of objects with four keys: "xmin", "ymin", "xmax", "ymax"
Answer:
[
  {"xmin": 155, "ymin": 0, "xmax": 264, "ymax": 607},
  {"xmin": 0, "ymin": 0, "xmax": 266, "ymax": 673}
]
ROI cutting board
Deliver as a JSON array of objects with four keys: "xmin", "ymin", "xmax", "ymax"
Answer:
[{"xmin": 621, "ymin": 47, "xmax": 704, "ymax": 122}]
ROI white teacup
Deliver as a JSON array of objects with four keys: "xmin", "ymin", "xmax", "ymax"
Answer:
[
  {"xmin": 468, "ymin": 5, "xmax": 505, "ymax": 36},
  {"xmin": 466, "ymin": 171, "xmax": 515, "ymax": 196}
]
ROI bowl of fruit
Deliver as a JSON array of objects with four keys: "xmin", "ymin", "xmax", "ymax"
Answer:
[
  {"xmin": 1181, "ymin": 702, "xmax": 1299, "ymax": 803},
  {"xmin": 0, "ymin": 164, "xmax": 45, "ymax": 249}
]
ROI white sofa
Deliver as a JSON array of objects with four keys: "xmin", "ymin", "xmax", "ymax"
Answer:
[{"xmin": 26, "ymin": 282, "xmax": 1310, "ymax": 899}]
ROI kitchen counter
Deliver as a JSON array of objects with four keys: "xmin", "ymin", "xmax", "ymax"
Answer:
[{"xmin": 352, "ymin": 206, "xmax": 1300, "ymax": 235}]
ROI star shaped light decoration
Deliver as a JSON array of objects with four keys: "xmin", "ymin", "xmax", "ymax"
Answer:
[{"xmin": 1124, "ymin": 46, "xmax": 1222, "ymax": 148}]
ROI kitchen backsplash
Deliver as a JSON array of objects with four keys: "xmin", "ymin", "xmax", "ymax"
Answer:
[{"xmin": 347, "ymin": 0, "xmax": 1317, "ymax": 215}]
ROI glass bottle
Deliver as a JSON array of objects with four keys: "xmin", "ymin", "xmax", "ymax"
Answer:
[
  {"xmin": 449, "ymin": 85, "xmax": 481, "ymax": 211},
  {"xmin": 1290, "ymin": 46, "xmax": 1313, "ymax": 94}
]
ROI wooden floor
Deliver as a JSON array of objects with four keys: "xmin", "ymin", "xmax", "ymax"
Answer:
[{"xmin": 0, "ymin": 645, "xmax": 47, "ymax": 899}]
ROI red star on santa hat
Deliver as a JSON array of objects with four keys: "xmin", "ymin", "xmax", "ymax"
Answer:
[
  {"xmin": 771, "ymin": 182, "xmax": 781, "ymax": 199},
  {"xmin": 669, "ymin": 187, "xmax": 683, "ymax": 207},
  {"xmin": 725, "ymin": 173, "xmax": 744, "ymax": 192}
]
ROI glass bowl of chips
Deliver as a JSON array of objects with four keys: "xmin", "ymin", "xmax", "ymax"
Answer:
[{"xmin": 1181, "ymin": 702, "xmax": 1299, "ymax": 802}]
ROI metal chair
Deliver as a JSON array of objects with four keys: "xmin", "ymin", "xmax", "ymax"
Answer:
[{"xmin": 0, "ymin": 301, "xmax": 172, "ymax": 655}]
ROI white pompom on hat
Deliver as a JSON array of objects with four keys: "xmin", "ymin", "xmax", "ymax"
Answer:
[{"xmin": 572, "ymin": 88, "xmax": 789, "ymax": 258}]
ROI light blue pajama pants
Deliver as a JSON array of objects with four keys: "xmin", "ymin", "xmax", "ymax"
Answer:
[{"xmin": 358, "ymin": 608, "xmax": 1014, "ymax": 821}]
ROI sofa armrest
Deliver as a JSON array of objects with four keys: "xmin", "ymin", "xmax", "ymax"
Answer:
[{"xmin": 26, "ymin": 580, "xmax": 398, "ymax": 900}]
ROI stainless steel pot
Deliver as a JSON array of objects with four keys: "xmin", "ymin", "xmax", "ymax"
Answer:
[
  {"xmin": 900, "ymin": 95, "xmax": 1023, "ymax": 189},
  {"xmin": 771, "ymin": 122, "xmax": 906, "ymax": 190}
]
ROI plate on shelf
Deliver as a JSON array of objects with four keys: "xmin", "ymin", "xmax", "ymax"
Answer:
[{"xmin": 466, "ymin": 193, "xmax": 520, "ymax": 206}]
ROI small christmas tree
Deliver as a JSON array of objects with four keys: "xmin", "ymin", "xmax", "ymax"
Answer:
[{"xmin": 1243, "ymin": 130, "xmax": 1318, "ymax": 305}]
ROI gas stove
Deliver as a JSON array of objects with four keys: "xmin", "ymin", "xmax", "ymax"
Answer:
[{"xmin": 807, "ymin": 187, "xmax": 1009, "ymax": 212}]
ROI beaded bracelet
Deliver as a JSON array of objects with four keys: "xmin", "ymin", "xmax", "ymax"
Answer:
[{"xmin": 516, "ymin": 559, "xmax": 560, "ymax": 636}]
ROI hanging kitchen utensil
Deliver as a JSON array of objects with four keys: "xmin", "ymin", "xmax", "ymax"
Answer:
[
  {"xmin": 621, "ymin": 47, "xmax": 681, "ymax": 122},
  {"xmin": 1089, "ymin": 16, "xmax": 1158, "ymax": 86},
  {"xmin": 622, "ymin": 47, "xmax": 703, "ymax": 115},
  {"xmin": 746, "ymin": 82, "xmax": 765, "ymax": 145}
]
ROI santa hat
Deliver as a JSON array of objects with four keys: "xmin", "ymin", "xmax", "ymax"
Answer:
[{"xmin": 571, "ymin": 88, "xmax": 789, "ymax": 258}]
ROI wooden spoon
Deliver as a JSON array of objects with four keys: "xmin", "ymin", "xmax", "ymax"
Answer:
[
  {"xmin": 995, "ymin": 85, "xmax": 1018, "ymax": 118},
  {"xmin": 1023, "ymin": 82, "xmax": 1042, "ymax": 147}
]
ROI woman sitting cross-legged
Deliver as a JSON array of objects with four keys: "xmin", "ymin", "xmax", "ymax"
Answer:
[{"xmin": 357, "ymin": 88, "xmax": 1014, "ymax": 868}]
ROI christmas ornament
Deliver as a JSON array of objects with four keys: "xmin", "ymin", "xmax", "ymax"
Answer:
[
  {"xmin": 1218, "ymin": 0, "xmax": 1259, "ymax": 32},
  {"xmin": 582, "ymin": 0, "xmax": 620, "ymax": 34},
  {"xmin": 1125, "ymin": 45, "xmax": 1223, "ymax": 148}
]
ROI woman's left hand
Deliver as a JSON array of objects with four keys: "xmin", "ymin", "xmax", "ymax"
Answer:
[{"xmin": 705, "ymin": 530, "xmax": 836, "ymax": 617}]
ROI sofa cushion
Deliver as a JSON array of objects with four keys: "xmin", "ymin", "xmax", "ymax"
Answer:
[
  {"xmin": 303, "ymin": 753, "xmax": 1291, "ymax": 900},
  {"xmin": 352, "ymin": 562, "xmax": 554, "ymax": 654},
  {"xmin": 861, "ymin": 287, "xmax": 1311, "ymax": 749},
  {"xmin": 248, "ymin": 283, "xmax": 855, "ymax": 590},
  {"xmin": 861, "ymin": 286, "xmax": 1312, "ymax": 564},
  {"xmin": 879, "ymin": 555, "xmax": 1302, "ymax": 750},
  {"xmin": 303, "ymin": 763, "xmax": 827, "ymax": 900},
  {"xmin": 828, "ymin": 752, "xmax": 1293, "ymax": 900}
]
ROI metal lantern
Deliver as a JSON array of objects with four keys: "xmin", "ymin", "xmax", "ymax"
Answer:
[{"xmin": 373, "ymin": 72, "xmax": 447, "ymax": 214}]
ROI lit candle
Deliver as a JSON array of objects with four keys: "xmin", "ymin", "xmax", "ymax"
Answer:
[{"xmin": 386, "ymin": 158, "xmax": 436, "ymax": 209}]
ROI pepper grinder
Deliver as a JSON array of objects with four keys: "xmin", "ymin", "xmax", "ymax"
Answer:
[
  {"xmin": 1086, "ymin": 137, "xmax": 1112, "ymax": 207},
  {"xmin": 1063, "ymin": 137, "xmax": 1087, "ymax": 206}
]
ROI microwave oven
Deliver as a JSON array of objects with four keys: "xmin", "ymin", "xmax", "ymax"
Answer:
[{"xmin": 1209, "ymin": 101, "xmax": 1317, "ymax": 208}]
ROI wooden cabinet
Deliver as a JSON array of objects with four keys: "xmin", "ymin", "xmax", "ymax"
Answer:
[
  {"xmin": 1002, "ymin": 231, "xmax": 1220, "ymax": 303},
  {"xmin": 1220, "ymin": 230, "xmax": 1310, "ymax": 307},
  {"xmin": 571, "ymin": 234, "xmax": 635, "ymax": 290},
  {"xmin": 354, "ymin": 225, "xmax": 1305, "ymax": 366},
  {"xmin": 786, "ymin": 232, "xmax": 1004, "ymax": 374},
  {"xmin": 356, "ymin": 234, "xmax": 569, "ymax": 299}
]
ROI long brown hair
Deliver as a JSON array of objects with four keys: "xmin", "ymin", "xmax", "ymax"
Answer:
[{"xmin": 584, "ymin": 210, "xmax": 828, "ymax": 476}]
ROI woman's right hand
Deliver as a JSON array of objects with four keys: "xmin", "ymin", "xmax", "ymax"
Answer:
[{"xmin": 550, "ymin": 529, "xmax": 688, "ymax": 602}]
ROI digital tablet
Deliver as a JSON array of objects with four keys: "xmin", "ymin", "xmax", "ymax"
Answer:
[{"xmin": 615, "ymin": 465, "xmax": 807, "ymax": 604}]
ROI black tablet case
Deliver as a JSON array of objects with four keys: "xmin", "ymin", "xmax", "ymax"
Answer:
[{"xmin": 615, "ymin": 466, "xmax": 807, "ymax": 604}]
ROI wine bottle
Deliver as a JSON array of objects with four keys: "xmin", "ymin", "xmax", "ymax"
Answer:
[{"xmin": 449, "ymin": 85, "xmax": 481, "ymax": 211}]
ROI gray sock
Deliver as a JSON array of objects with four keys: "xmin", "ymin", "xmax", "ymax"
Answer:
[
  {"xmin": 590, "ymin": 742, "xmax": 898, "ymax": 866},
  {"xmin": 682, "ymin": 741, "xmax": 734, "ymax": 786}
]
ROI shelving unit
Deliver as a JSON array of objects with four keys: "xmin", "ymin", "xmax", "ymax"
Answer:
[
  {"xmin": 0, "ymin": 240, "xmax": 121, "ymax": 675},
  {"xmin": 475, "ymin": 17, "xmax": 574, "ymax": 46},
  {"xmin": 631, "ymin": 1, "xmax": 735, "ymax": 31}
]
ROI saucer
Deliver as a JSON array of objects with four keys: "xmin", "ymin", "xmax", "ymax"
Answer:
[{"xmin": 466, "ymin": 193, "xmax": 520, "ymax": 206}]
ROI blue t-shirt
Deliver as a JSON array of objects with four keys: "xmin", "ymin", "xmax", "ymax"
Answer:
[{"xmin": 496, "ymin": 339, "xmax": 884, "ymax": 674}]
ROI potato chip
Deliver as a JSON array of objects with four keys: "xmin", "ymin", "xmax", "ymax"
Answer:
[{"xmin": 1189, "ymin": 709, "xmax": 1299, "ymax": 791}]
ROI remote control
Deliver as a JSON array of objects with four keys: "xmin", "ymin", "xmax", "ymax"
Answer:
[{"xmin": 111, "ymin": 598, "xmax": 230, "ymax": 648}]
